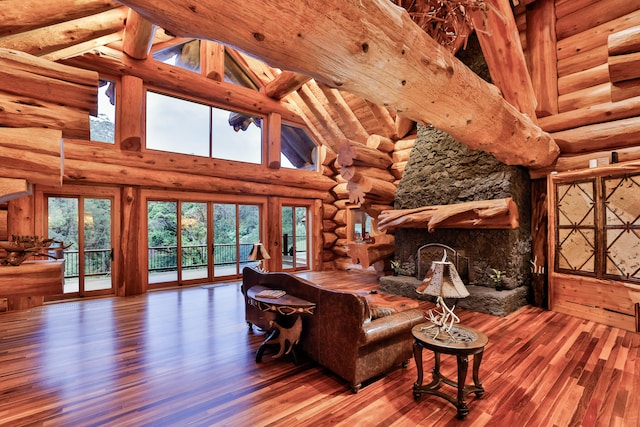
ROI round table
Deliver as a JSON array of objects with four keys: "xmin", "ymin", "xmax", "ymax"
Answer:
[{"xmin": 411, "ymin": 322, "xmax": 488, "ymax": 419}]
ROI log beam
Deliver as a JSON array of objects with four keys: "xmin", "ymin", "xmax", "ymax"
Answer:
[
  {"xmin": 471, "ymin": 0, "xmax": 538, "ymax": 122},
  {"xmin": 348, "ymin": 241, "xmax": 395, "ymax": 269},
  {"xmin": 527, "ymin": 0, "xmax": 558, "ymax": 117},
  {"xmin": 0, "ymin": 128, "xmax": 63, "ymax": 186},
  {"xmin": 378, "ymin": 197, "xmax": 519, "ymax": 232},
  {"xmin": 338, "ymin": 141, "xmax": 392, "ymax": 169},
  {"xmin": 0, "ymin": 178, "xmax": 31, "ymax": 204},
  {"xmin": 265, "ymin": 71, "xmax": 311, "ymax": 99},
  {"xmin": 119, "ymin": 0, "xmax": 559, "ymax": 168},
  {"xmin": 122, "ymin": 8, "xmax": 157, "ymax": 59}
]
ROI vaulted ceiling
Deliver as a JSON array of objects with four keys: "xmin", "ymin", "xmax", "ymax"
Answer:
[{"xmin": 0, "ymin": 0, "xmax": 559, "ymax": 168}]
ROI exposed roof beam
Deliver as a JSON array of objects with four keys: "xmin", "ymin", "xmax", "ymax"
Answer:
[
  {"xmin": 119, "ymin": 0, "xmax": 559, "ymax": 167},
  {"xmin": 318, "ymin": 82, "xmax": 370, "ymax": 143},
  {"xmin": 122, "ymin": 8, "xmax": 157, "ymax": 59},
  {"xmin": 0, "ymin": 0, "xmax": 121, "ymax": 37},
  {"xmin": 298, "ymin": 84, "xmax": 347, "ymax": 151},
  {"xmin": 265, "ymin": 71, "xmax": 312, "ymax": 99},
  {"xmin": 0, "ymin": 6, "xmax": 128, "ymax": 57},
  {"xmin": 365, "ymin": 100, "xmax": 398, "ymax": 140},
  {"xmin": 41, "ymin": 31, "xmax": 123, "ymax": 61},
  {"xmin": 471, "ymin": 0, "xmax": 538, "ymax": 122}
]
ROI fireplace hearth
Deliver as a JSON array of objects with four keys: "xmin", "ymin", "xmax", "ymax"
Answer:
[{"xmin": 379, "ymin": 124, "xmax": 532, "ymax": 316}]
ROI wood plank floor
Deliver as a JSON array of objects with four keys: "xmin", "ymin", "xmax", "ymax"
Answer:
[{"xmin": 1, "ymin": 269, "xmax": 639, "ymax": 426}]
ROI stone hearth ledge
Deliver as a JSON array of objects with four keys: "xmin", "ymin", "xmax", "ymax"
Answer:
[{"xmin": 379, "ymin": 275, "xmax": 528, "ymax": 317}]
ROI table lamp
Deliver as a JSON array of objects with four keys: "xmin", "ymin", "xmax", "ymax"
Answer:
[
  {"xmin": 416, "ymin": 252, "xmax": 469, "ymax": 340},
  {"xmin": 248, "ymin": 242, "xmax": 271, "ymax": 272}
]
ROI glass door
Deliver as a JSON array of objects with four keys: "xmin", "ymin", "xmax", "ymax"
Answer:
[
  {"xmin": 181, "ymin": 202, "xmax": 208, "ymax": 281},
  {"xmin": 281, "ymin": 205, "xmax": 309, "ymax": 271},
  {"xmin": 148, "ymin": 201, "xmax": 178, "ymax": 284},
  {"xmin": 147, "ymin": 199, "xmax": 261, "ymax": 285},
  {"xmin": 46, "ymin": 196, "xmax": 114, "ymax": 296},
  {"xmin": 213, "ymin": 203, "xmax": 260, "ymax": 278}
]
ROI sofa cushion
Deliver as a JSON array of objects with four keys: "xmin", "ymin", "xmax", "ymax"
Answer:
[{"xmin": 357, "ymin": 291, "xmax": 421, "ymax": 320}]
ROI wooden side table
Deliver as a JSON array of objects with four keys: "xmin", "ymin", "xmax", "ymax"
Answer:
[
  {"xmin": 246, "ymin": 285, "xmax": 316, "ymax": 364},
  {"xmin": 411, "ymin": 322, "xmax": 488, "ymax": 419}
]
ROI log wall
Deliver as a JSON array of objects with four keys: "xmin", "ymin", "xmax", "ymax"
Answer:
[{"xmin": 522, "ymin": 1, "xmax": 640, "ymax": 177}]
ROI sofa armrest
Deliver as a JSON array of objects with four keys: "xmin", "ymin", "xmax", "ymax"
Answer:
[{"xmin": 359, "ymin": 309, "xmax": 425, "ymax": 345}]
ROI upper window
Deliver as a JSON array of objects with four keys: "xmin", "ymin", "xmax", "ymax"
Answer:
[
  {"xmin": 145, "ymin": 91, "xmax": 262, "ymax": 163},
  {"xmin": 153, "ymin": 40, "xmax": 259, "ymax": 90},
  {"xmin": 153, "ymin": 40, "xmax": 201, "ymax": 72},
  {"xmin": 280, "ymin": 123, "xmax": 318, "ymax": 171},
  {"xmin": 90, "ymin": 79, "xmax": 116, "ymax": 143}
]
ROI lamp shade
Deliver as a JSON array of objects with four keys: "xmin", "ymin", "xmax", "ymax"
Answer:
[
  {"xmin": 248, "ymin": 242, "xmax": 271, "ymax": 261},
  {"xmin": 418, "ymin": 260, "xmax": 469, "ymax": 299}
]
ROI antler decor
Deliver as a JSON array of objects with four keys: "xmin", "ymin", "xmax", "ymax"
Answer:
[{"xmin": 0, "ymin": 235, "xmax": 71, "ymax": 266}]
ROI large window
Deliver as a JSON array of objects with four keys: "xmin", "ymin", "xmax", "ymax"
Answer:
[
  {"xmin": 555, "ymin": 172, "xmax": 640, "ymax": 282},
  {"xmin": 146, "ymin": 91, "xmax": 262, "ymax": 163}
]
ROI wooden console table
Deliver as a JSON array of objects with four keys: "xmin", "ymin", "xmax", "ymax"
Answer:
[
  {"xmin": 246, "ymin": 285, "xmax": 315, "ymax": 364},
  {"xmin": 412, "ymin": 322, "xmax": 488, "ymax": 419}
]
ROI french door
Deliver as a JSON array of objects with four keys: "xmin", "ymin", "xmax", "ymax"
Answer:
[
  {"xmin": 146, "ymin": 196, "xmax": 263, "ymax": 286},
  {"xmin": 44, "ymin": 193, "xmax": 116, "ymax": 298},
  {"xmin": 280, "ymin": 204, "xmax": 310, "ymax": 271}
]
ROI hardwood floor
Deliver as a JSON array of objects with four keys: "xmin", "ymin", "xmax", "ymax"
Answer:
[{"xmin": 1, "ymin": 269, "xmax": 639, "ymax": 426}]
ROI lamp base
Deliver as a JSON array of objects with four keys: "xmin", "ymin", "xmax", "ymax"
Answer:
[{"xmin": 425, "ymin": 296, "xmax": 461, "ymax": 341}]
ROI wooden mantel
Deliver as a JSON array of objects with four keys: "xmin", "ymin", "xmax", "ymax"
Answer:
[
  {"xmin": 377, "ymin": 198, "xmax": 519, "ymax": 232},
  {"xmin": 119, "ymin": 0, "xmax": 559, "ymax": 168}
]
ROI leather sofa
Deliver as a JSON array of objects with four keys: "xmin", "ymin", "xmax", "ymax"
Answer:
[{"xmin": 242, "ymin": 267, "xmax": 426, "ymax": 392}]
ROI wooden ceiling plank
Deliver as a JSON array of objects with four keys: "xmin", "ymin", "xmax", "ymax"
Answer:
[
  {"xmin": 365, "ymin": 101, "xmax": 397, "ymax": 140},
  {"xmin": 120, "ymin": 0, "xmax": 559, "ymax": 166},
  {"xmin": 317, "ymin": 82, "xmax": 370, "ymax": 143},
  {"xmin": 0, "ymin": 0, "xmax": 121, "ymax": 38},
  {"xmin": 0, "ymin": 6, "xmax": 128, "ymax": 57},
  {"xmin": 298, "ymin": 84, "xmax": 347, "ymax": 150},
  {"xmin": 122, "ymin": 8, "xmax": 157, "ymax": 59}
]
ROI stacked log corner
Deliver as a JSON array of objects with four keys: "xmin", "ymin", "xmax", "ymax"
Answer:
[
  {"xmin": 608, "ymin": 26, "xmax": 640, "ymax": 102},
  {"xmin": 327, "ymin": 134, "xmax": 416, "ymax": 271}
]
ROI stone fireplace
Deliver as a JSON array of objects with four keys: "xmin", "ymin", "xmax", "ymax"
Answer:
[
  {"xmin": 376, "ymin": 36, "xmax": 531, "ymax": 316},
  {"xmin": 379, "ymin": 124, "xmax": 531, "ymax": 316}
]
